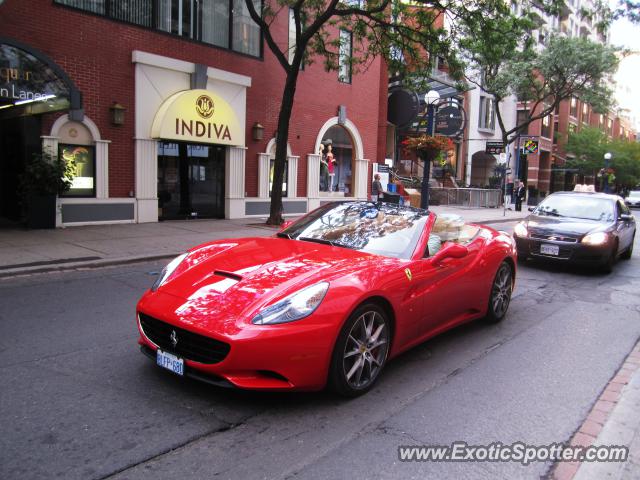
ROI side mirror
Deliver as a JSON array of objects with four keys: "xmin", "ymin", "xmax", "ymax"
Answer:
[
  {"xmin": 620, "ymin": 213, "xmax": 633, "ymax": 222},
  {"xmin": 528, "ymin": 206, "xmax": 536, "ymax": 212},
  {"xmin": 430, "ymin": 243, "xmax": 469, "ymax": 264},
  {"xmin": 279, "ymin": 220, "xmax": 293, "ymax": 231}
]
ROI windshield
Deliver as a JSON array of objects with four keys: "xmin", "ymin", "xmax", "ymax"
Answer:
[
  {"xmin": 534, "ymin": 195, "xmax": 615, "ymax": 222},
  {"xmin": 280, "ymin": 202, "xmax": 430, "ymax": 259},
  {"xmin": 628, "ymin": 191, "xmax": 640, "ymax": 198}
]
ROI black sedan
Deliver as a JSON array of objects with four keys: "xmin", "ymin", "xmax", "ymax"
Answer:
[{"xmin": 513, "ymin": 192, "xmax": 636, "ymax": 272}]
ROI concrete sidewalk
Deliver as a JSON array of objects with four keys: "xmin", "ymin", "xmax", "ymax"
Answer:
[{"xmin": 0, "ymin": 204, "xmax": 528, "ymax": 278}]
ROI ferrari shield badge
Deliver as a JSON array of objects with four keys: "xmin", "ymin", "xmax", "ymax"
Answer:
[{"xmin": 405, "ymin": 268, "xmax": 412, "ymax": 281}]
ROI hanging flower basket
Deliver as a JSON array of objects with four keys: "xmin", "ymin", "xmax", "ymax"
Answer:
[
  {"xmin": 402, "ymin": 135, "xmax": 453, "ymax": 154},
  {"xmin": 401, "ymin": 135, "xmax": 454, "ymax": 163}
]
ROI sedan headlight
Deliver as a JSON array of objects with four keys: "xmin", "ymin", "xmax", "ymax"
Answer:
[
  {"xmin": 513, "ymin": 222, "xmax": 528, "ymax": 237},
  {"xmin": 251, "ymin": 282, "xmax": 329, "ymax": 325},
  {"xmin": 582, "ymin": 232, "xmax": 609, "ymax": 246},
  {"xmin": 151, "ymin": 253, "xmax": 187, "ymax": 291}
]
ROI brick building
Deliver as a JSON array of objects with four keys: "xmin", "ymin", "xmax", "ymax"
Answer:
[{"xmin": 0, "ymin": 0, "xmax": 387, "ymax": 226}]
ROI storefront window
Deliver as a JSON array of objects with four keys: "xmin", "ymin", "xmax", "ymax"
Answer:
[
  {"xmin": 320, "ymin": 125, "xmax": 353, "ymax": 195},
  {"xmin": 269, "ymin": 159, "xmax": 288, "ymax": 197},
  {"xmin": 59, "ymin": 144, "xmax": 96, "ymax": 197}
]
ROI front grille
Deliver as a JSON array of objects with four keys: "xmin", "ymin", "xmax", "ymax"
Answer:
[
  {"xmin": 530, "ymin": 233, "xmax": 578, "ymax": 243},
  {"xmin": 138, "ymin": 313, "xmax": 230, "ymax": 364}
]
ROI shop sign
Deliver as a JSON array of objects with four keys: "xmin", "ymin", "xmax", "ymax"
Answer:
[
  {"xmin": 0, "ymin": 42, "xmax": 72, "ymax": 116},
  {"xmin": 485, "ymin": 141, "xmax": 504, "ymax": 154},
  {"xmin": 435, "ymin": 103, "xmax": 465, "ymax": 137},
  {"xmin": 523, "ymin": 139, "xmax": 539, "ymax": 154},
  {"xmin": 151, "ymin": 89, "xmax": 243, "ymax": 146}
]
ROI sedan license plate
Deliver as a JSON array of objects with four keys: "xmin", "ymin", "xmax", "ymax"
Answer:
[
  {"xmin": 156, "ymin": 349, "xmax": 184, "ymax": 376},
  {"xmin": 540, "ymin": 243, "xmax": 559, "ymax": 256}
]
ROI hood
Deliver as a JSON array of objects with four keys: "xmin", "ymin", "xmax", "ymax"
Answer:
[
  {"xmin": 525, "ymin": 214, "xmax": 610, "ymax": 237},
  {"xmin": 151, "ymin": 237, "xmax": 379, "ymax": 334}
]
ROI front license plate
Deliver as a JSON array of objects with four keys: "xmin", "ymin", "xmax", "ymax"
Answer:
[
  {"xmin": 156, "ymin": 349, "xmax": 184, "ymax": 376},
  {"xmin": 540, "ymin": 243, "xmax": 559, "ymax": 256}
]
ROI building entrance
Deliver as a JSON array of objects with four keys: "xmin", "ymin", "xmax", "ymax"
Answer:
[
  {"xmin": 0, "ymin": 116, "xmax": 41, "ymax": 226},
  {"xmin": 157, "ymin": 142, "xmax": 225, "ymax": 219}
]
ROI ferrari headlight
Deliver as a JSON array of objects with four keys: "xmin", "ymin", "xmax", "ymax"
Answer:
[
  {"xmin": 251, "ymin": 282, "xmax": 329, "ymax": 325},
  {"xmin": 513, "ymin": 222, "xmax": 528, "ymax": 237},
  {"xmin": 151, "ymin": 253, "xmax": 187, "ymax": 291},
  {"xmin": 582, "ymin": 232, "xmax": 609, "ymax": 246}
]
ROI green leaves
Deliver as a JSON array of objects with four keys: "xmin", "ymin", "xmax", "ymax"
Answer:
[{"xmin": 565, "ymin": 127, "xmax": 640, "ymax": 188}]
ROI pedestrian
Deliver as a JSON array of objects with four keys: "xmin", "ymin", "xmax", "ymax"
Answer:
[
  {"xmin": 515, "ymin": 180, "xmax": 526, "ymax": 212},
  {"xmin": 371, "ymin": 173, "xmax": 384, "ymax": 202}
]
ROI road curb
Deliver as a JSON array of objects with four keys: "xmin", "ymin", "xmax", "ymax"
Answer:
[
  {"xmin": 549, "ymin": 339, "xmax": 640, "ymax": 480},
  {"xmin": 0, "ymin": 253, "xmax": 180, "ymax": 279}
]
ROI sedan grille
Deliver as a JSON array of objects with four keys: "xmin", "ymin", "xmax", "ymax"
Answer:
[
  {"xmin": 138, "ymin": 313, "xmax": 230, "ymax": 364},
  {"xmin": 530, "ymin": 233, "xmax": 578, "ymax": 243}
]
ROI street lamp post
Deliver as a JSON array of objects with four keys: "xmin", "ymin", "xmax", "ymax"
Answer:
[
  {"xmin": 603, "ymin": 152, "xmax": 612, "ymax": 193},
  {"xmin": 420, "ymin": 89, "xmax": 440, "ymax": 210}
]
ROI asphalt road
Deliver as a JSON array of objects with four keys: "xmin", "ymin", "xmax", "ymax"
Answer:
[{"xmin": 1, "ymin": 221, "xmax": 639, "ymax": 480}]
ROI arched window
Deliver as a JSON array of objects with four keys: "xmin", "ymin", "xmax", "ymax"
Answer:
[{"xmin": 320, "ymin": 125, "xmax": 354, "ymax": 195}]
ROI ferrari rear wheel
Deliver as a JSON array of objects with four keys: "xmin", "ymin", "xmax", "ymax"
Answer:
[
  {"xmin": 484, "ymin": 261, "xmax": 513, "ymax": 324},
  {"xmin": 329, "ymin": 303, "xmax": 390, "ymax": 397}
]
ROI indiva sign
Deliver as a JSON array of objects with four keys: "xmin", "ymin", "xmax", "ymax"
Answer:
[
  {"xmin": 175, "ymin": 118, "xmax": 232, "ymax": 142},
  {"xmin": 152, "ymin": 89, "xmax": 243, "ymax": 147}
]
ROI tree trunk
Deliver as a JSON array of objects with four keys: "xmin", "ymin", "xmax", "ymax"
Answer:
[{"xmin": 267, "ymin": 70, "xmax": 299, "ymax": 225}]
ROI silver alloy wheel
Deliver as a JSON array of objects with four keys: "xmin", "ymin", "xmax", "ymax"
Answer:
[
  {"xmin": 342, "ymin": 310, "xmax": 389, "ymax": 390},
  {"xmin": 491, "ymin": 263, "xmax": 512, "ymax": 319}
]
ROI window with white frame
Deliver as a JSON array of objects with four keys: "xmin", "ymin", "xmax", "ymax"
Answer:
[
  {"xmin": 338, "ymin": 29, "xmax": 352, "ymax": 84},
  {"xmin": 478, "ymin": 96, "xmax": 495, "ymax": 130},
  {"xmin": 569, "ymin": 97, "xmax": 578, "ymax": 118}
]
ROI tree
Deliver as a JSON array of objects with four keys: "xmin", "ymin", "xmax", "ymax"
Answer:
[
  {"xmin": 455, "ymin": 3, "xmax": 619, "ymax": 152},
  {"xmin": 564, "ymin": 126, "xmax": 609, "ymax": 179},
  {"xmin": 565, "ymin": 126, "xmax": 640, "ymax": 189},
  {"xmin": 242, "ymin": 0, "xmax": 509, "ymax": 224}
]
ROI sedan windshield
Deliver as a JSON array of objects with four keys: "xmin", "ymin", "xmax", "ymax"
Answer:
[
  {"xmin": 628, "ymin": 191, "xmax": 640, "ymax": 198},
  {"xmin": 534, "ymin": 195, "xmax": 615, "ymax": 222},
  {"xmin": 280, "ymin": 202, "xmax": 430, "ymax": 259}
]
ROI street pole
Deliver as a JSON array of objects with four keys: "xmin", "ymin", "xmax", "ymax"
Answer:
[
  {"xmin": 420, "ymin": 90, "xmax": 440, "ymax": 210},
  {"xmin": 603, "ymin": 152, "xmax": 612, "ymax": 193}
]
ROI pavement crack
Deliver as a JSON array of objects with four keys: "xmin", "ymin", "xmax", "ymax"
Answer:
[{"xmin": 96, "ymin": 419, "xmax": 251, "ymax": 480}]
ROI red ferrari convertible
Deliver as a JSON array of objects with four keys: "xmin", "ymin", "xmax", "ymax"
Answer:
[{"xmin": 137, "ymin": 201, "xmax": 516, "ymax": 396}]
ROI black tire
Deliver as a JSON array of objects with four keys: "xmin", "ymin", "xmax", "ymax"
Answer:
[
  {"xmin": 484, "ymin": 261, "xmax": 513, "ymax": 324},
  {"xmin": 328, "ymin": 303, "xmax": 391, "ymax": 397},
  {"xmin": 601, "ymin": 241, "xmax": 618, "ymax": 273},
  {"xmin": 621, "ymin": 234, "xmax": 634, "ymax": 260}
]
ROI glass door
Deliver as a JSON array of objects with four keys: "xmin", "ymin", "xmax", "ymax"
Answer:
[{"xmin": 158, "ymin": 142, "xmax": 225, "ymax": 219}]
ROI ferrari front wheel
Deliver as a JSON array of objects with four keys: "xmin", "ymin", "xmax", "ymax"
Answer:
[
  {"xmin": 484, "ymin": 261, "xmax": 513, "ymax": 324},
  {"xmin": 329, "ymin": 303, "xmax": 390, "ymax": 397}
]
